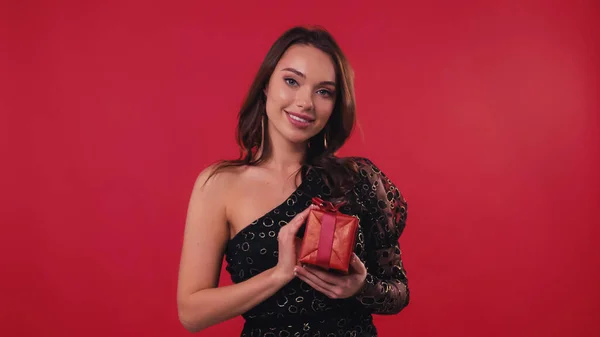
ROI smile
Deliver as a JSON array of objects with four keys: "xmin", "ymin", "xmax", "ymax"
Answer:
[{"xmin": 285, "ymin": 110, "xmax": 315, "ymax": 129}]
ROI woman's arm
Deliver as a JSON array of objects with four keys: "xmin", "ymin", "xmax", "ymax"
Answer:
[
  {"xmin": 176, "ymin": 165, "xmax": 310, "ymax": 332},
  {"xmin": 292, "ymin": 158, "xmax": 409, "ymax": 313},
  {"xmin": 353, "ymin": 157, "xmax": 410, "ymax": 315}
]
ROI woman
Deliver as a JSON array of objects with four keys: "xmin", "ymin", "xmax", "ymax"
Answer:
[{"xmin": 177, "ymin": 26, "xmax": 409, "ymax": 337}]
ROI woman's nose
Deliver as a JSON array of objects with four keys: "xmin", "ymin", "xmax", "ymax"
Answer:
[{"xmin": 295, "ymin": 88, "xmax": 313, "ymax": 111}]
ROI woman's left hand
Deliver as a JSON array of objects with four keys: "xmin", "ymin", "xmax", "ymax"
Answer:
[{"xmin": 294, "ymin": 253, "xmax": 367, "ymax": 299}]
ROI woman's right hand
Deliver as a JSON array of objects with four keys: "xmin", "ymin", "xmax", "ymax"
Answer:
[{"xmin": 274, "ymin": 204, "xmax": 318, "ymax": 282}]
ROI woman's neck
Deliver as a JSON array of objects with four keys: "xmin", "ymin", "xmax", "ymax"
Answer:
[
  {"xmin": 258, "ymin": 128, "xmax": 306, "ymax": 174},
  {"xmin": 263, "ymin": 144, "xmax": 305, "ymax": 173}
]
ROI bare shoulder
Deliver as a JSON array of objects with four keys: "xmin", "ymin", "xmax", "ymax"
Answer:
[
  {"xmin": 178, "ymin": 162, "xmax": 245, "ymax": 301},
  {"xmin": 187, "ymin": 162, "xmax": 250, "ymax": 227},
  {"xmin": 182, "ymin": 162, "xmax": 246, "ymax": 248},
  {"xmin": 191, "ymin": 162, "xmax": 242, "ymax": 197}
]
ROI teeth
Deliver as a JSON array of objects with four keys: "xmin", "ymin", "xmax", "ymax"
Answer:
[{"xmin": 288, "ymin": 113, "xmax": 310, "ymax": 123}]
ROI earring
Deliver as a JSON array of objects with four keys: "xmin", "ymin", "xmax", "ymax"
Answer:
[
  {"xmin": 260, "ymin": 115, "xmax": 265, "ymax": 145},
  {"xmin": 323, "ymin": 133, "xmax": 328, "ymax": 149}
]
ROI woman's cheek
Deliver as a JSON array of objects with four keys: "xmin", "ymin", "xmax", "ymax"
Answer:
[
  {"xmin": 316, "ymin": 104, "xmax": 334, "ymax": 124},
  {"xmin": 277, "ymin": 86, "xmax": 293, "ymax": 104}
]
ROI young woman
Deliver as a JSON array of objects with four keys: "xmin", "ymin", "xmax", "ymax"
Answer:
[{"xmin": 177, "ymin": 26, "xmax": 409, "ymax": 337}]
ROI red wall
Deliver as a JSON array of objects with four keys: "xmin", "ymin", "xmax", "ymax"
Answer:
[{"xmin": 3, "ymin": 1, "xmax": 599, "ymax": 336}]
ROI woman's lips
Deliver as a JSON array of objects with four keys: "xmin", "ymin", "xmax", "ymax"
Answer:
[{"xmin": 285, "ymin": 110, "xmax": 314, "ymax": 129}]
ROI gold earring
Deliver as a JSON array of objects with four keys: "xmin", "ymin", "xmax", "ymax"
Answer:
[
  {"xmin": 323, "ymin": 134, "xmax": 328, "ymax": 149},
  {"xmin": 261, "ymin": 115, "xmax": 265, "ymax": 144}
]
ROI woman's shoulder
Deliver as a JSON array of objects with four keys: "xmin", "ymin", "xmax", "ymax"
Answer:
[
  {"xmin": 192, "ymin": 161, "xmax": 247, "ymax": 195},
  {"xmin": 339, "ymin": 156, "xmax": 385, "ymax": 177},
  {"xmin": 341, "ymin": 156, "xmax": 408, "ymax": 223},
  {"xmin": 340, "ymin": 155, "xmax": 405, "ymax": 196}
]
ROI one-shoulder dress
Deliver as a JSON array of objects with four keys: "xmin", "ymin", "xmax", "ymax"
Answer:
[{"xmin": 224, "ymin": 157, "xmax": 410, "ymax": 337}]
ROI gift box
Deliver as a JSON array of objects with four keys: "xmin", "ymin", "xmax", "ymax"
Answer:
[{"xmin": 298, "ymin": 197, "xmax": 359, "ymax": 274}]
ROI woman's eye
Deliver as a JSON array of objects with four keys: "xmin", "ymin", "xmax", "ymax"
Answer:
[
  {"xmin": 317, "ymin": 89, "xmax": 332, "ymax": 97},
  {"xmin": 284, "ymin": 78, "xmax": 298, "ymax": 86}
]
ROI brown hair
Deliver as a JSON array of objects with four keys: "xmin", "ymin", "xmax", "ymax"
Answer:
[{"xmin": 208, "ymin": 25, "xmax": 359, "ymax": 197}]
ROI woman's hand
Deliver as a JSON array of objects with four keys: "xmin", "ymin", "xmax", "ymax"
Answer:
[
  {"xmin": 295, "ymin": 253, "xmax": 367, "ymax": 299},
  {"xmin": 273, "ymin": 204, "xmax": 319, "ymax": 282}
]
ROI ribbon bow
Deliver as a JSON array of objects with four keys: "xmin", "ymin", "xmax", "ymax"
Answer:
[{"xmin": 311, "ymin": 197, "xmax": 346, "ymax": 213}]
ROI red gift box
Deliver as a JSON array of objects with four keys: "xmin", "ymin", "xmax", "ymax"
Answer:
[{"xmin": 298, "ymin": 197, "xmax": 359, "ymax": 274}]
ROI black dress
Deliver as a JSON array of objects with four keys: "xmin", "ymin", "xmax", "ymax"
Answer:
[{"xmin": 224, "ymin": 157, "xmax": 410, "ymax": 337}]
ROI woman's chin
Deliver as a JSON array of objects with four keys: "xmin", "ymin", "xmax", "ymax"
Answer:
[
  {"xmin": 281, "ymin": 134, "xmax": 311, "ymax": 147},
  {"xmin": 278, "ymin": 128, "xmax": 312, "ymax": 144}
]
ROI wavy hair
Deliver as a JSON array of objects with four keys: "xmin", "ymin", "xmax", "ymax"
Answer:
[{"xmin": 208, "ymin": 26, "xmax": 359, "ymax": 197}]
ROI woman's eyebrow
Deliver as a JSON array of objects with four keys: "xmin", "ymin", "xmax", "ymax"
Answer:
[{"xmin": 281, "ymin": 67, "xmax": 336, "ymax": 87}]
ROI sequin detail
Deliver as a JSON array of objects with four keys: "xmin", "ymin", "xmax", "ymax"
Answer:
[{"xmin": 224, "ymin": 157, "xmax": 409, "ymax": 336}]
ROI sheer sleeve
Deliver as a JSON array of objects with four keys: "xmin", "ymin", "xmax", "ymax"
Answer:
[{"xmin": 352, "ymin": 158, "xmax": 410, "ymax": 315}]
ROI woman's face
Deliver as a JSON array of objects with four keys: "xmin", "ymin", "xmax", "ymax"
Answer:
[{"xmin": 264, "ymin": 44, "xmax": 337, "ymax": 146}]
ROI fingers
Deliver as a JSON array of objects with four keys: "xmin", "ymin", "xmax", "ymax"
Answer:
[
  {"xmin": 278, "ymin": 205, "xmax": 317, "ymax": 243},
  {"xmin": 287, "ymin": 205, "xmax": 318, "ymax": 231},
  {"xmin": 295, "ymin": 268, "xmax": 339, "ymax": 299},
  {"xmin": 349, "ymin": 253, "xmax": 367, "ymax": 274},
  {"xmin": 301, "ymin": 265, "xmax": 338, "ymax": 285}
]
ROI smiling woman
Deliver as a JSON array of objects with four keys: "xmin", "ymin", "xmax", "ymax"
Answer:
[
  {"xmin": 265, "ymin": 45, "xmax": 337, "ymax": 144},
  {"xmin": 279, "ymin": 64, "xmax": 334, "ymax": 129},
  {"xmin": 176, "ymin": 26, "xmax": 409, "ymax": 337}
]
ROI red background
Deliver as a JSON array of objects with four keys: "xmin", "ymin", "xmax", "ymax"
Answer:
[{"xmin": 2, "ymin": 0, "xmax": 599, "ymax": 336}]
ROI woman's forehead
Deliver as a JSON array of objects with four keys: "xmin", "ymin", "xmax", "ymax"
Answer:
[{"xmin": 276, "ymin": 45, "xmax": 336, "ymax": 84}]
